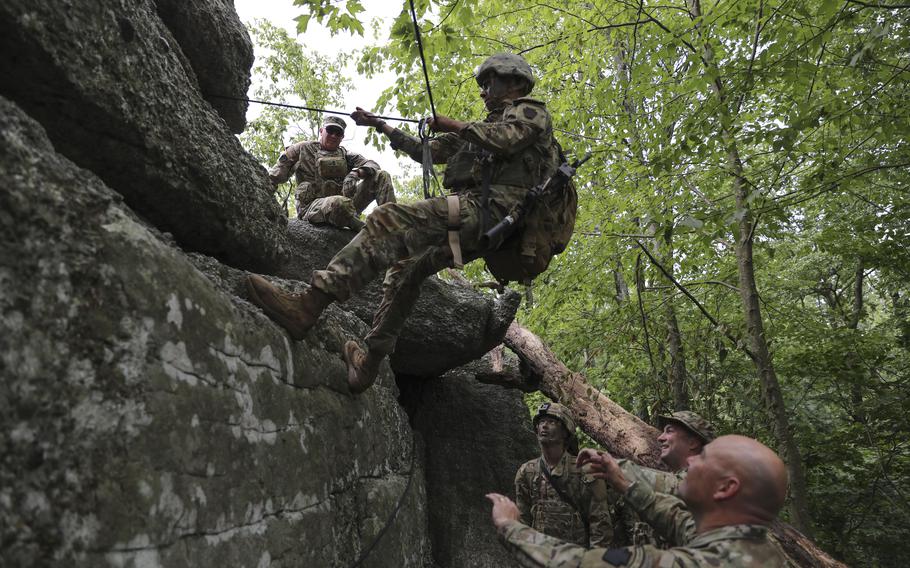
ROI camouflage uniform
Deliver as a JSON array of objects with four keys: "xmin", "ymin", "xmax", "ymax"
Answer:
[
  {"xmin": 498, "ymin": 482, "xmax": 787, "ymax": 567},
  {"xmin": 515, "ymin": 451, "xmax": 614, "ymax": 548},
  {"xmin": 268, "ymin": 140, "xmax": 396, "ymax": 228},
  {"xmin": 310, "ymin": 98, "xmax": 560, "ymax": 356}
]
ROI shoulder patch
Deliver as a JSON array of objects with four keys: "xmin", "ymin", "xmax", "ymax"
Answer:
[
  {"xmin": 602, "ymin": 548, "xmax": 632, "ymax": 565},
  {"xmin": 523, "ymin": 107, "xmax": 538, "ymax": 119}
]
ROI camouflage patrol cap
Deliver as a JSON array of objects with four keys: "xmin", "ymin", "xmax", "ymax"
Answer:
[
  {"xmin": 657, "ymin": 411, "xmax": 716, "ymax": 443},
  {"xmin": 533, "ymin": 402, "xmax": 576, "ymax": 434},
  {"xmin": 475, "ymin": 53, "xmax": 535, "ymax": 89},
  {"xmin": 322, "ymin": 116, "xmax": 347, "ymax": 133}
]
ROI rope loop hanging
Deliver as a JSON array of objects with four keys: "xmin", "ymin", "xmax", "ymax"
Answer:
[{"xmin": 418, "ymin": 117, "xmax": 438, "ymax": 199}]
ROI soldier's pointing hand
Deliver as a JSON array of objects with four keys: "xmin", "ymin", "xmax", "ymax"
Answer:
[
  {"xmin": 486, "ymin": 493, "xmax": 520, "ymax": 529},
  {"xmin": 577, "ymin": 448, "xmax": 631, "ymax": 493}
]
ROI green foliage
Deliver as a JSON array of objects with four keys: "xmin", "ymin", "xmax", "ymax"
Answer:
[{"xmin": 283, "ymin": 1, "xmax": 910, "ymax": 562}]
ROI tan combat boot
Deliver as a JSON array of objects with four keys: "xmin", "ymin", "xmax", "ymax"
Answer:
[
  {"xmin": 343, "ymin": 340, "xmax": 382, "ymax": 394},
  {"xmin": 245, "ymin": 274, "xmax": 332, "ymax": 340}
]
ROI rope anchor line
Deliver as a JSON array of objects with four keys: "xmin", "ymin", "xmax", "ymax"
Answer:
[{"xmin": 205, "ymin": 93, "xmax": 420, "ymax": 124}]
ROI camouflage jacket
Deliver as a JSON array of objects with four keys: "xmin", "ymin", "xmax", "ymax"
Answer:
[
  {"xmin": 498, "ymin": 482, "xmax": 786, "ymax": 567},
  {"xmin": 611, "ymin": 460, "xmax": 685, "ymax": 547},
  {"xmin": 386, "ymin": 98, "xmax": 560, "ymax": 215},
  {"xmin": 618, "ymin": 460, "xmax": 685, "ymax": 496},
  {"xmin": 515, "ymin": 451, "xmax": 613, "ymax": 548},
  {"xmin": 268, "ymin": 141, "xmax": 380, "ymax": 196}
]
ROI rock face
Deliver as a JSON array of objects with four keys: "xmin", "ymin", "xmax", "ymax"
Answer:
[
  {"xmin": 408, "ymin": 367, "xmax": 538, "ymax": 568},
  {"xmin": 0, "ymin": 96, "xmax": 431, "ymax": 567},
  {"xmin": 0, "ymin": 0, "xmax": 288, "ymax": 272},
  {"xmin": 155, "ymin": 0, "xmax": 254, "ymax": 133},
  {"xmin": 0, "ymin": 2, "xmax": 533, "ymax": 566}
]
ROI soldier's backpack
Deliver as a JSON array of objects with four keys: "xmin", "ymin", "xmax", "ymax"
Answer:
[{"xmin": 483, "ymin": 146, "xmax": 579, "ymax": 285}]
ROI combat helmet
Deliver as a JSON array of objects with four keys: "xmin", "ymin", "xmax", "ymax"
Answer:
[
  {"xmin": 657, "ymin": 411, "xmax": 716, "ymax": 444},
  {"xmin": 475, "ymin": 53, "xmax": 535, "ymax": 90},
  {"xmin": 534, "ymin": 402, "xmax": 576, "ymax": 435}
]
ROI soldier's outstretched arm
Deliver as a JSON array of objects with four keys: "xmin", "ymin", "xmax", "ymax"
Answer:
[
  {"xmin": 577, "ymin": 449, "xmax": 694, "ymax": 546},
  {"xmin": 350, "ymin": 106, "xmax": 458, "ymax": 164},
  {"xmin": 489, "ymin": 493, "xmax": 700, "ymax": 568},
  {"xmin": 488, "ymin": 493, "xmax": 587, "ymax": 568}
]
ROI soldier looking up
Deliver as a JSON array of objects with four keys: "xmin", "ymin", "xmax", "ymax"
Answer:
[
  {"xmin": 267, "ymin": 116, "xmax": 397, "ymax": 231},
  {"xmin": 487, "ymin": 435, "xmax": 789, "ymax": 567},
  {"xmin": 619, "ymin": 411, "xmax": 717, "ymax": 496},
  {"xmin": 514, "ymin": 403, "xmax": 613, "ymax": 548},
  {"xmin": 246, "ymin": 53, "xmax": 570, "ymax": 394}
]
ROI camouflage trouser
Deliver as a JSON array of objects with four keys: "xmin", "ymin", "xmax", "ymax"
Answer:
[
  {"xmin": 311, "ymin": 189, "xmax": 517, "ymax": 355},
  {"xmin": 297, "ymin": 170, "xmax": 396, "ymax": 229}
]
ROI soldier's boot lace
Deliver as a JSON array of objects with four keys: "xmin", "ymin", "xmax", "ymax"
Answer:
[
  {"xmin": 245, "ymin": 274, "xmax": 332, "ymax": 340},
  {"xmin": 343, "ymin": 340, "xmax": 382, "ymax": 394}
]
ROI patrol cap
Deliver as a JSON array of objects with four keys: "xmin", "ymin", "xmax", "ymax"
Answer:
[
  {"xmin": 657, "ymin": 411, "xmax": 716, "ymax": 444},
  {"xmin": 322, "ymin": 116, "xmax": 347, "ymax": 133},
  {"xmin": 533, "ymin": 402, "xmax": 576, "ymax": 434}
]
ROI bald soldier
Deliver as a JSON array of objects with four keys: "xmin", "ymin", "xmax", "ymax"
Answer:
[
  {"xmin": 268, "ymin": 116, "xmax": 396, "ymax": 231},
  {"xmin": 487, "ymin": 435, "xmax": 789, "ymax": 567}
]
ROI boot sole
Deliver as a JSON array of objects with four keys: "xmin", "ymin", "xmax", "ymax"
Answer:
[{"xmin": 245, "ymin": 276, "xmax": 309, "ymax": 341}]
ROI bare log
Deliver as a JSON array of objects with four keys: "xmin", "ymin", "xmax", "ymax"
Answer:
[{"xmin": 479, "ymin": 322, "xmax": 663, "ymax": 468}]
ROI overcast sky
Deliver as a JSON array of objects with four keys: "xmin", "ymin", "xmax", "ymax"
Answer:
[{"xmin": 233, "ymin": 0, "xmax": 410, "ymax": 176}]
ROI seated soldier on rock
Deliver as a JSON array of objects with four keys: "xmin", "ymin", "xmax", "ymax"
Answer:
[
  {"xmin": 487, "ymin": 435, "xmax": 789, "ymax": 567},
  {"xmin": 267, "ymin": 116, "xmax": 396, "ymax": 231}
]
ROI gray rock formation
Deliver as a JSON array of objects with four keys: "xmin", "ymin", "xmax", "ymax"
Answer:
[
  {"xmin": 0, "ymin": 0, "xmax": 288, "ymax": 272},
  {"xmin": 155, "ymin": 0, "xmax": 254, "ymax": 133},
  {"xmin": 408, "ymin": 363, "xmax": 538, "ymax": 568},
  {"xmin": 0, "ymin": 96, "xmax": 432, "ymax": 567},
  {"xmin": 0, "ymin": 2, "xmax": 536, "ymax": 567}
]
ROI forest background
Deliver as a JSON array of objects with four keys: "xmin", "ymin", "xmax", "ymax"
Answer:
[{"xmin": 236, "ymin": 1, "xmax": 910, "ymax": 565}]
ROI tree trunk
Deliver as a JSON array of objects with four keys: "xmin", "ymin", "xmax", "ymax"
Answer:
[
  {"xmin": 686, "ymin": 0, "xmax": 813, "ymax": 536},
  {"xmin": 504, "ymin": 322, "xmax": 663, "ymax": 468},
  {"xmin": 848, "ymin": 257, "xmax": 866, "ymax": 423},
  {"xmin": 656, "ymin": 229, "xmax": 690, "ymax": 411}
]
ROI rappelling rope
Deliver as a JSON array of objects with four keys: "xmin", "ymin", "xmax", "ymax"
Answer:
[
  {"xmin": 407, "ymin": 0, "xmax": 441, "ymax": 199},
  {"xmin": 348, "ymin": 433, "xmax": 417, "ymax": 568},
  {"xmin": 205, "ymin": 94, "xmax": 420, "ymax": 124}
]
